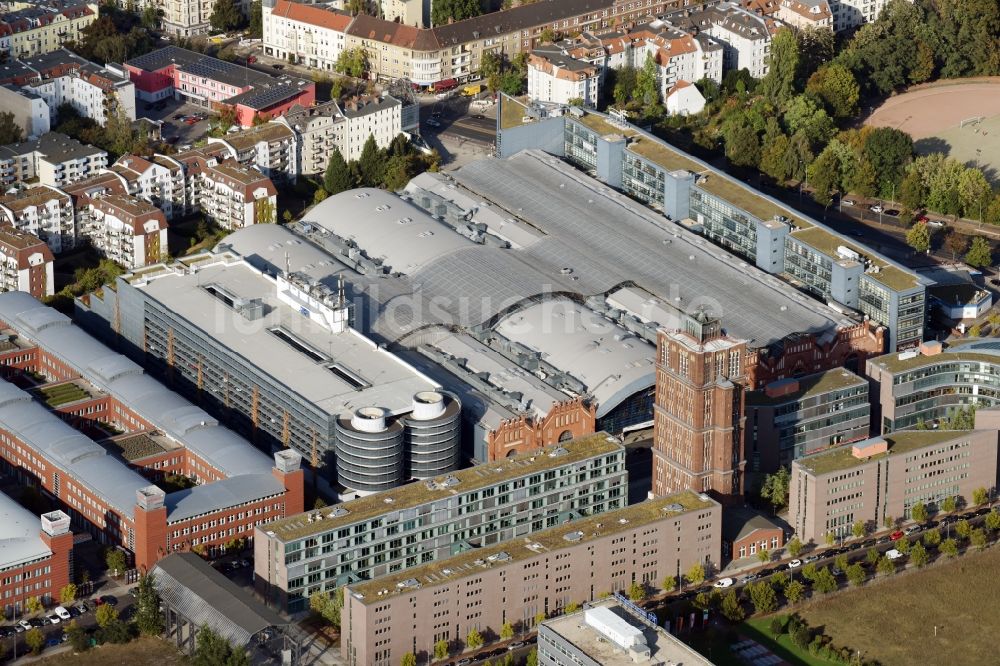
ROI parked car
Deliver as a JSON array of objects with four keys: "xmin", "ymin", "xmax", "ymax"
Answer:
[
  {"xmin": 246, "ymin": 55, "xmax": 257, "ymax": 64},
  {"xmin": 842, "ymin": 199, "xmax": 856, "ymax": 206},
  {"xmin": 927, "ymin": 219, "xmax": 945, "ymax": 228},
  {"xmin": 271, "ymin": 64, "xmax": 285, "ymax": 69},
  {"xmin": 69, "ymin": 605, "xmax": 83, "ymax": 617},
  {"xmin": 886, "ymin": 549, "xmax": 904, "ymax": 560},
  {"xmin": 28, "ymin": 618, "xmax": 46, "ymax": 628},
  {"xmin": 890, "ymin": 530, "xmax": 905, "ymax": 541},
  {"xmin": 738, "ymin": 573, "xmax": 759, "ymax": 584},
  {"xmin": 425, "ymin": 118, "xmax": 441, "ymax": 127},
  {"xmin": 16, "ymin": 620, "xmax": 31, "ymax": 632},
  {"xmin": 98, "ymin": 595, "xmax": 118, "ymax": 606},
  {"xmin": 831, "ymin": 566, "xmax": 843, "ymax": 576},
  {"xmin": 46, "ymin": 637, "xmax": 61, "ymax": 648},
  {"xmin": 869, "ymin": 204, "xmax": 884, "ymax": 213},
  {"xmin": 802, "ymin": 555, "xmax": 820, "ymax": 563},
  {"xmin": 45, "ymin": 613, "xmax": 60, "ymax": 625},
  {"xmin": 903, "ymin": 525, "xmax": 922, "ymax": 535},
  {"xmin": 714, "ymin": 577, "xmax": 734, "ymax": 588},
  {"xmin": 508, "ymin": 641, "xmax": 526, "ymax": 651},
  {"xmin": 788, "ymin": 559, "xmax": 802, "ymax": 569},
  {"xmin": 884, "ymin": 209, "xmax": 900, "ymax": 217},
  {"xmin": 55, "ymin": 606, "xmax": 71, "ymax": 621},
  {"xmin": 0, "ymin": 626, "xmax": 15, "ymax": 638}
]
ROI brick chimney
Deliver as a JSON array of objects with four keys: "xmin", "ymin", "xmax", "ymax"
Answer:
[{"xmin": 273, "ymin": 450, "xmax": 305, "ymax": 515}]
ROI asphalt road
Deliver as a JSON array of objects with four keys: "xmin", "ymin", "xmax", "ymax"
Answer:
[{"xmin": 420, "ymin": 94, "xmax": 496, "ymax": 145}]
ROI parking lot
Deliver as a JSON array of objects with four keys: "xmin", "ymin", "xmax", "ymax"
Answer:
[
  {"xmin": 137, "ymin": 97, "xmax": 212, "ymax": 148},
  {"xmin": 0, "ymin": 591, "xmax": 132, "ymax": 659}
]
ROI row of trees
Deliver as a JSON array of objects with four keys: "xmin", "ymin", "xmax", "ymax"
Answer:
[
  {"xmin": 322, "ymin": 133, "xmax": 440, "ymax": 198},
  {"xmin": 55, "ymin": 104, "xmax": 153, "ymax": 161},
  {"xmin": 66, "ymin": 1, "xmax": 157, "ymax": 65},
  {"xmin": 480, "ymin": 51, "xmax": 529, "ymax": 97}
]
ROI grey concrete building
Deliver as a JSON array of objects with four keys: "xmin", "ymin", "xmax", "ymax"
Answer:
[
  {"xmin": 788, "ymin": 427, "xmax": 1000, "ymax": 544},
  {"xmin": 78, "ymin": 248, "xmax": 460, "ymax": 493},
  {"xmin": 538, "ymin": 598, "xmax": 714, "ymax": 666},
  {"xmin": 340, "ymin": 491, "xmax": 720, "ymax": 665},
  {"xmin": 497, "ymin": 97, "xmax": 928, "ymax": 352},
  {"xmin": 747, "ymin": 368, "xmax": 870, "ymax": 473},
  {"xmin": 254, "ymin": 433, "xmax": 627, "ymax": 612}
]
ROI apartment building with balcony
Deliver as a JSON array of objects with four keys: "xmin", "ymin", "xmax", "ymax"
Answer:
[
  {"xmin": 0, "ymin": 131, "xmax": 108, "ymax": 189},
  {"xmin": 502, "ymin": 104, "xmax": 924, "ymax": 352},
  {"xmin": 827, "ymin": 0, "xmax": 890, "ymax": 32},
  {"xmin": 0, "ymin": 1, "xmax": 96, "ymax": 60},
  {"xmin": 0, "ymin": 226, "xmax": 53, "ymax": 298},
  {"xmin": 528, "ymin": 47, "xmax": 601, "ymax": 107},
  {"xmin": 747, "ymin": 368, "xmax": 870, "ymax": 473},
  {"xmin": 73, "ymin": 192, "xmax": 168, "ymax": 269},
  {"xmin": 109, "ymin": 154, "xmax": 188, "ymax": 221},
  {"xmin": 0, "ymin": 184, "xmax": 75, "ymax": 253},
  {"xmin": 187, "ymin": 159, "xmax": 278, "ymax": 230},
  {"xmin": 773, "ymin": 0, "xmax": 834, "ymax": 29},
  {"xmin": 263, "ymin": 0, "xmax": 351, "ymax": 70},
  {"xmin": 788, "ymin": 428, "xmax": 1000, "ymax": 544},
  {"xmin": 255, "ymin": 434, "xmax": 627, "ymax": 612},
  {"xmin": 625, "ymin": 20, "xmax": 723, "ymax": 96},
  {"xmin": 18, "ymin": 49, "xmax": 135, "ymax": 126},
  {"xmin": 0, "ymin": 498, "xmax": 73, "ymax": 617},
  {"xmin": 340, "ymin": 491, "xmax": 720, "ymax": 665},
  {"xmin": 208, "ymin": 122, "xmax": 298, "ymax": 183},
  {"xmin": 668, "ymin": 2, "xmax": 776, "ymax": 78}
]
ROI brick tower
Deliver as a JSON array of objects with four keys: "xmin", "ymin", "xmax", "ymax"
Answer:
[{"xmin": 652, "ymin": 310, "xmax": 747, "ymax": 502}]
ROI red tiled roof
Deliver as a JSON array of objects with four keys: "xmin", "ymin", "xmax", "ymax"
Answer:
[{"xmin": 271, "ymin": 0, "xmax": 352, "ymax": 31}]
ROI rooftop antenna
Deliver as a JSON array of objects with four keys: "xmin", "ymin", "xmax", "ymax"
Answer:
[
  {"xmin": 338, "ymin": 273, "xmax": 345, "ymax": 308},
  {"xmin": 284, "ymin": 251, "xmax": 290, "ymax": 276}
]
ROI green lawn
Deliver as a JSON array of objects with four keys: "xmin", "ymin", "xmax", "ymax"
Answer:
[
  {"xmin": 689, "ymin": 616, "xmax": 840, "ymax": 666},
  {"xmin": 37, "ymin": 383, "xmax": 90, "ymax": 407}
]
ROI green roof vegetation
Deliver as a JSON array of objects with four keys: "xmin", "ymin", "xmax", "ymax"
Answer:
[
  {"xmin": 747, "ymin": 369, "xmax": 867, "ymax": 406},
  {"xmin": 499, "ymin": 96, "xmax": 532, "ymax": 130},
  {"xmin": 348, "ymin": 490, "xmax": 715, "ymax": 601},
  {"xmin": 789, "ymin": 227, "xmax": 919, "ymax": 292},
  {"xmin": 696, "ymin": 173, "xmax": 813, "ymax": 230},
  {"xmin": 797, "ymin": 430, "xmax": 972, "ymax": 475},
  {"xmin": 626, "ymin": 136, "xmax": 705, "ymax": 174},
  {"xmin": 100, "ymin": 434, "xmax": 171, "ymax": 462},
  {"xmin": 869, "ymin": 347, "xmax": 1000, "ymax": 373},
  {"xmin": 263, "ymin": 433, "xmax": 624, "ymax": 542},
  {"xmin": 36, "ymin": 382, "xmax": 92, "ymax": 407},
  {"xmin": 575, "ymin": 112, "xmax": 636, "ymax": 138}
]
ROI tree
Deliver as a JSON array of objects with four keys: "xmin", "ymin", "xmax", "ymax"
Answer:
[
  {"xmin": 986, "ymin": 510, "xmax": 1000, "ymax": 532},
  {"xmin": 783, "ymin": 95, "xmax": 836, "ymax": 150},
  {"xmin": 806, "ymin": 63, "xmax": 859, "ymax": 118},
  {"xmin": 787, "ymin": 537, "xmax": 803, "ymax": 558},
  {"xmin": 434, "ymin": 639, "xmax": 450, "ymax": 660},
  {"xmin": 692, "ymin": 591, "xmax": 712, "ymax": 611},
  {"xmin": 25, "ymin": 596, "xmax": 43, "ymax": 614},
  {"xmin": 720, "ymin": 589, "xmax": 745, "ymax": 622},
  {"xmin": 801, "ymin": 562, "xmax": 817, "ymax": 582},
  {"xmin": 255, "ymin": 196, "xmax": 276, "ymax": 225},
  {"xmin": 761, "ymin": 467, "xmax": 791, "ymax": 511},
  {"xmin": 466, "ymin": 628, "xmax": 484, "ymax": 651},
  {"xmin": 323, "ymin": 146, "xmax": 353, "ymax": 195},
  {"xmin": 309, "ymin": 588, "xmax": 343, "ymax": 628},
  {"xmin": 924, "ymin": 528, "xmax": 942, "ymax": 548},
  {"xmin": 500, "ymin": 622, "xmax": 514, "ymax": 641},
  {"xmin": 895, "ymin": 536, "xmax": 911, "ymax": 555},
  {"xmin": 862, "ymin": 127, "xmax": 913, "ymax": 199},
  {"xmin": 898, "ymin": 168, "xmax": 926, "ymax": 214},
  {"xmin": 612, "ymin": 66, "xmax": 638, "ymax": 107},
  {"xmin": 852, "ymin": 520, "xmax": 867, "ymax": 539},
  {"xmin": 747, "ymin": 580, "xmax": 777, "ymax": 614},
  {"xmin": 526, "ymin": 648, "xmax": 538, "ymax": 666},
  {"xmin": 401, "ymin": 653, "xmax": 417, "ymax": 666},
  {"xmin": 724, "ymin": 119, "xmax": 760, "ymax": 168},
  {"xmin": 758, "ymin": 28, "xmax": 799, "ymax": 103},
  {"xmin": 0, "ymin": 111, "xmax": 24, "ymax": 145},
  {"xmin": 635, "ymin": 53, "xmax": 660, "ymax": 110},
  {"xmin": 564, "ymin": 602, "xmax": 580, "ymax": 614},
  {"xmin": 757, "ymin": 548, "xmax": 771, "ymax": 568},
  {"xmin": 824, "ymin": 532, "xmax": 837, "ymax": 548},
  {"xmin": 846, "ymin": 563, "xmax": 866, "ymax": 586},
  {"xmin": 811, "ymin": 567, "xmax": 837, "ymax": 594},
  {"xmin": 974, "ymin": 487, "xmax": 990, "ymax": 506},
  {"xmin": 971, "ymin": 528, "xmax": 988, "ymax": 551},
  {"xmin": 770, "ymin": 616, "xmax": 785, "ymax": 637},
  {"xmin": 59, "ymin": 583, "xmax": 77, "ymax": 605},
  {"xmin": 358, "ymin": 134, "xmax": 385, "ymax": 187},
  {"xmin": 906, "ymin": 222, "xmax": 930, "ymax": 253},
  {"xmin": 661, "ymin": 575, "xmax": 676, "ymax": 593},
  {"xmin": 876, "ymin": 556, "xmax": 896, "ymax": 577},
  {"xmin": 958, "ymin": 168, "xmax": 992, "ymax": 219},
  {"xmin": 25, "ymin": 628, "xmax": 45, "ymax": 655},
  {"xmin": 784, "ymin": 579, "xmax": 805, "ymax": 604},
  {"xmin": 684, "ymin": 562, "xmax": 706, "ymax": 587},
  {"xmin": 945, "ymin": 232, "xmax": 968, "ymax": 262},
  {"xmin": 480, "ymin": 51, "xmax": 503, "ymax": 82},
  {"xmin": 335, "ymin": 47, "xmax": 369, "ymax": 78},
  {"xmin": 965, "ymin": 237, "xmax": 993, "ymax": 269},
  {"xmin": 627, "ymin": 581, "xmax": 647, "ymax": 602},
  {"xmin": 910, "ymin": 540, "xmax": 929, "ymax": 567},
  {"xmin": 940, "ymin": 538, "xmax": 959, "ymax": 558},
  {"xmin": 66, "ymin": 620, "xmax": 90, "ymax": 652},
  {"xmin": 955, "ymin": 519, "xmax": 972, "ymax": 540},
  {"xmin": 942, "ymin": 495, "xmax": 958, "ymax": 514},
  {"xmin": 135, "ymin": 573, "xmax": 164, "ymax": 636},
  {"xmin": 209, "ymin": 0, "xmax": 242, "ymax": 32},
  {"xmin": 807, "ymin": 147, "xmax": 839, "ymax": 207},
  {"xmin": 248, "ymin": 0, "xmax": 263, "ymax": 38},
  {"xmin": 96, "ymin": 603, "xmax": 118, "ymax": 628},
  {"xmin": 96, "ymin": 616, "xmax": 133, "ymax": 645},
  {"xmin": 866, "ymin": 547, "xmax": 880, "ymax": 565},
  {"xmin": 911, "ymin": 500, "xmax": 928, "ymax": 524},
  {"xmin": 760, "ymin": 132, "xmax": 793, "ymax": 183},
  {"xmin": 194, "ymin": 625, "xmax": 231, "ymax": 666},
  {"xmin": 431, "ymin": 0, "xmax": 482, "ymax": 26}
]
